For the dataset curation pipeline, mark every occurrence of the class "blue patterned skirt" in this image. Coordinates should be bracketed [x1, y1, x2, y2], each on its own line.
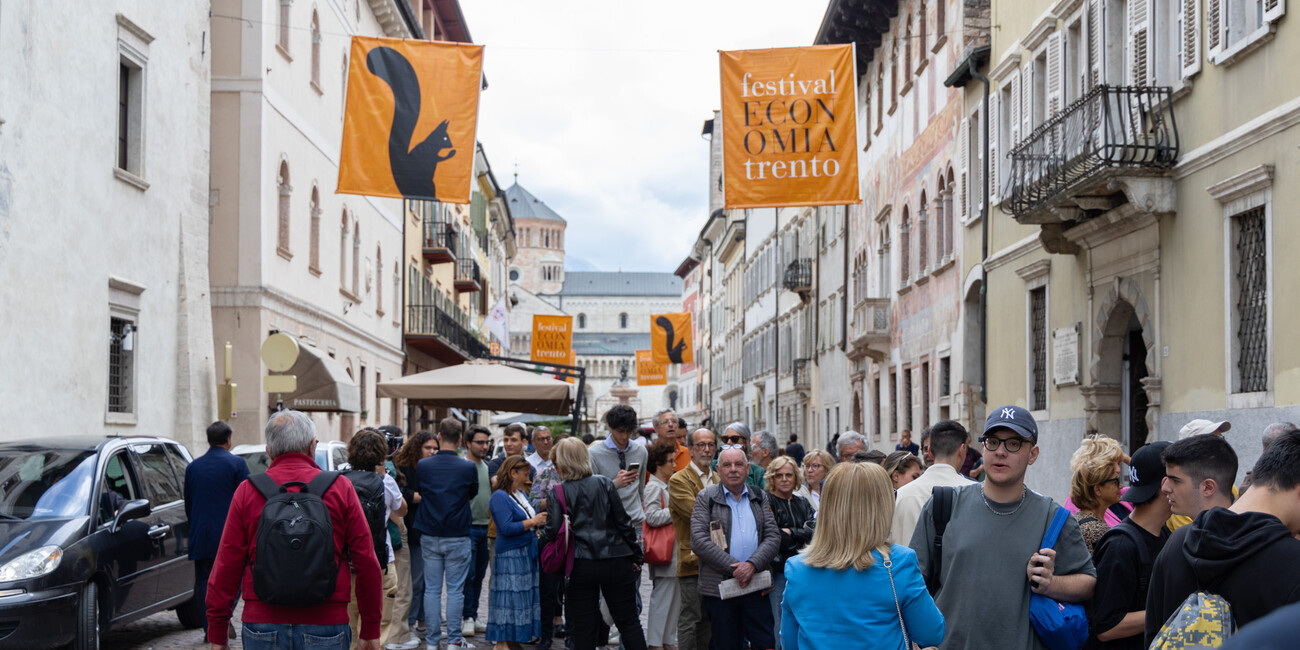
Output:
[486, 545, 541, 642]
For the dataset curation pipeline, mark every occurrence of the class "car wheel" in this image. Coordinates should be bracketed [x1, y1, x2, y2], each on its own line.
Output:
[174, 594, 205, 629]
[75, 582, 101, 650]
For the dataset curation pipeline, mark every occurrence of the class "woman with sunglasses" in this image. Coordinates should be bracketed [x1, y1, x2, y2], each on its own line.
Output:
[1066, 435, 1127, 553]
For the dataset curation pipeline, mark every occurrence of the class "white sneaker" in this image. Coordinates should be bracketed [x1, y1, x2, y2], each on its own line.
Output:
[462, 617, 476, 636]
[449, 641, 476, 649]
[384, 639, 420, 650]
[608, 629, 621, 645]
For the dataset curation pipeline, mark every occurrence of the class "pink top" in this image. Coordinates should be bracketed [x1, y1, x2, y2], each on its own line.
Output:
[1062, 486, 1134, 527]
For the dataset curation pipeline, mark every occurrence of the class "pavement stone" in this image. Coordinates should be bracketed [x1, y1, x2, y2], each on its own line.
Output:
[105, 566, 655, 650]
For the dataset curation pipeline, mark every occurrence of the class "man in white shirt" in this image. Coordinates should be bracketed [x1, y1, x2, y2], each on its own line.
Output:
[891, 420, 975, 545]
[526, 426, 553, 474]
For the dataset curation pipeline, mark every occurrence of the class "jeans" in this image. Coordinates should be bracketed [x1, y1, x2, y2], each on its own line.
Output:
[701, 592, 774, 650]
[462, 525, 490, 621]
[421, 535, 472, 646]
[241, 623, 350, 650]
[408, 528, 425, 628]
[567, 558, 646, 650]
[767, 571, 787, 650]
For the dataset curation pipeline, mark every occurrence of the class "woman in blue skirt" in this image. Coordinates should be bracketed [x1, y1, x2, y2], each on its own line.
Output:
[487, 454, 548, 650]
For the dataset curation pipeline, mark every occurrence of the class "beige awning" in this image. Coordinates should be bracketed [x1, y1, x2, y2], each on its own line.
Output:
[271, 342, 361, 413]
[377, 362, 573, 415]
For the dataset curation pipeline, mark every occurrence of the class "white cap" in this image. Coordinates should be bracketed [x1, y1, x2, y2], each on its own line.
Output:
[1178, 419, 1231, 439]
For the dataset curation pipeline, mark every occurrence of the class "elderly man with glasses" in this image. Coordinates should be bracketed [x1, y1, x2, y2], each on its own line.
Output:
[711, 423, 767, 490]
[669, 429, 719, 650]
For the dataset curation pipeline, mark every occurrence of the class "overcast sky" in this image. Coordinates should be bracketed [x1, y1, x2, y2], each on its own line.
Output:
[459, 1, 831, 273]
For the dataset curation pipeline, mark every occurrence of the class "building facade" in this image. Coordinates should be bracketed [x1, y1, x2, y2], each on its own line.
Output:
[0, 2, 216, 450]
[974, 0, 1300, 496]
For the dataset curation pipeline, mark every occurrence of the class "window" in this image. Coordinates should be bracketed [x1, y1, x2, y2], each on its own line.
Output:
[392, 263, 400, 320]
[352, 223, 361, 297]
[375, 247, 383, 314]
[340, 211, 350, 288]
[99, 452, 139, 525]
[921, 361, 931, 431]
[939, 356, 951, 397]
[360, 364, 368, 417]
[133, 443, 183, 504]
[619, 313, 629, 329]
[509, 268, 520, 282]
[310, 11, 321, 89]
[277, 162, 292, 257]
[918, 191, 929, 272]
[1209, 164, 1274, 400]
[871, 375, 882, 440]
[1030, 286, 1048, 410]
[943, 168, 955, 256]
[115, 15, 150, 186]
[108, 317, 135, 414]
[890, 370, 899, 434]
[278, 0, 292, 54]
[904, 367, 914, 433]
[1209, 0, 1285, 64]
[578, 313, 587, 329]
[899, 207, 911, 286]
[308, 186, 321, 273]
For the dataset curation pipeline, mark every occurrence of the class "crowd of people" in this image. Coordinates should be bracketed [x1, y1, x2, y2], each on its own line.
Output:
[182, 402, 1300, 650]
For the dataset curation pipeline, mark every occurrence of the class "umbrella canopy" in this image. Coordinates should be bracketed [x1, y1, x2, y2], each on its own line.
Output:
[377, 362, 573, 415]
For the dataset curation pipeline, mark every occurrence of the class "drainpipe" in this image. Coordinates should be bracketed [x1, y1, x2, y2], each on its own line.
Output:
[971, 68, 991, 405]
[841, 204, 849, 352]
[774, 209, 780, 431]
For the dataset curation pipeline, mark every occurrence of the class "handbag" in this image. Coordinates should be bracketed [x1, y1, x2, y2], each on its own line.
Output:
[643, 491, 675, 565]
[1028, 507, 1089, 650]
[882, 549, 911, 650]
[539, 484, 575, 577]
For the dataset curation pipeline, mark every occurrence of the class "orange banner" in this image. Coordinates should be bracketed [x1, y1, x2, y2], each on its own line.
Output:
[650, 313, 694, 365]
[338, 37, 483, 203]
[636, 350, 666, 386]
[530, 315, 573, 364]
[719, 45, 860, 209]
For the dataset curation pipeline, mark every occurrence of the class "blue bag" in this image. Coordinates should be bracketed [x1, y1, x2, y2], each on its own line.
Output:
[1029, 506, 1089, 650]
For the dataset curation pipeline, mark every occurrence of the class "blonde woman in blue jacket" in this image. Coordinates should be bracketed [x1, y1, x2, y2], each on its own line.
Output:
[780, 462, 944, 650]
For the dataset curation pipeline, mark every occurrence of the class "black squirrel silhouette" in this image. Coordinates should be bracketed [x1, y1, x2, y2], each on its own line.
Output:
[365, 46, 456, 199]
[655, 316, 687, 364]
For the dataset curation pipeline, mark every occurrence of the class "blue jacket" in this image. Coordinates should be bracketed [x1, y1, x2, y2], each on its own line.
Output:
[489, 490, 539, 555]
[781, 544, 944, 650]
[183, 446, 250, 560]
[413, 450, 479, 538]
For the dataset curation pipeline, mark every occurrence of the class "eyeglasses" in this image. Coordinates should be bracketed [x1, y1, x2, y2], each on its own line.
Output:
[720, 444, 745, 451]
[979, 436, 1028, 453]
[1100, 477, 1121, 487]
[693, 441, 717, 449]
[805, 463, 824, 470]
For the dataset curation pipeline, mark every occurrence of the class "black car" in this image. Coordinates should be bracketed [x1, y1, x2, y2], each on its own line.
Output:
[0, 436, 201, 649]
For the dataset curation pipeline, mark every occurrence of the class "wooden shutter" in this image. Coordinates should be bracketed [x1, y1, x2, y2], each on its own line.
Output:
[1047, 32, 1064, 116]
[1010, 73, 1022, 153]
[1181, 0, 1202, 79]
[989, 92, 1000, 205]
[1206, 0, 1222, 58]
[959, 118, 969, 221]
[1021, 63, 1034, 136]
[1264, 0, 1286, 23]
[1127, 0, 1152, 86]
[1088, 0, 1103, 87]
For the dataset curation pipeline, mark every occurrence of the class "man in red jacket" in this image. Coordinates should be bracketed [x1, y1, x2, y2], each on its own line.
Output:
[206, 410, 382, 650]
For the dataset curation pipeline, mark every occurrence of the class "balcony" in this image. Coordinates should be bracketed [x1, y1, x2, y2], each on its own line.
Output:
[849, 298, 890, 361]
[454, 258, 482, 293]
[405, 303, 487, 364]
[783, 258, 813, 295]
[1005, 85, 1179, 239]
[793, 358, 811, 392]
[422, 220, 457, 264]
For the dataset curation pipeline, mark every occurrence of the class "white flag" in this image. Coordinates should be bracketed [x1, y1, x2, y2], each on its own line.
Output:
[483, 295, 510, 354]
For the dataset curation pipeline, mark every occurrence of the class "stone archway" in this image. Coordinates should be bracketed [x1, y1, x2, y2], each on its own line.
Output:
[1084, 277, 1161, 443]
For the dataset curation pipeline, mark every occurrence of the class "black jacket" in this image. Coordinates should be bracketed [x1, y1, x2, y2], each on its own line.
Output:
[542, 474, 642, 565]
[769, 493, 814, 573]
[1145, 506, 1300, 645]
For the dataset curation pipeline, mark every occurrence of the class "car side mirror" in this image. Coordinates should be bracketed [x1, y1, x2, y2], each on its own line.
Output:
[111, 499, 151, 533]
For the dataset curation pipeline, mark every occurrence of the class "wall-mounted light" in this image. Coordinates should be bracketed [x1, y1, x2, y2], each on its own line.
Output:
[121, 324, 135, 351]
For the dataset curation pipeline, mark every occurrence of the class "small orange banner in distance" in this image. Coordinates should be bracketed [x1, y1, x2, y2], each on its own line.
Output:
[650, 313, 694, 365]
[530, 315, 573, 364]
[636, 350, 667, 386]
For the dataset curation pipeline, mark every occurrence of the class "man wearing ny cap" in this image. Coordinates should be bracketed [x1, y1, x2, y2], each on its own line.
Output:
[909, 405, 1095, 649]
[1087, 441, 1173, 649]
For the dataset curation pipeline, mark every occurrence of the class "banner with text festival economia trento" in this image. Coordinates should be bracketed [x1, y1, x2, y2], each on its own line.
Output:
[530, 315, 573, 365]
[719, 45, 860, 209]
[636, 350, 667, 386]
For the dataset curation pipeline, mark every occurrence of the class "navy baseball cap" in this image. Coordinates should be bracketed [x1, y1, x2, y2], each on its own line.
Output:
[983, 405, 1039, 440]
[1121, 441, 1172, 504]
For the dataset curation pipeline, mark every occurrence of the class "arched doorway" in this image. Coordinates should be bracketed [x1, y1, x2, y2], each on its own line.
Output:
[961, 275, 985, 432]
[852, 390, 863, 435]
[1087, 278, 1159, 453]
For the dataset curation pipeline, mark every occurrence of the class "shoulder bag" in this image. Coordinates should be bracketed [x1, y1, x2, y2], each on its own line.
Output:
[643, 490, 675, 565]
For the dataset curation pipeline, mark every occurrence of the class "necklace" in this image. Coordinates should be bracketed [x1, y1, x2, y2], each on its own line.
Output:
[981, 486, 1027, 516]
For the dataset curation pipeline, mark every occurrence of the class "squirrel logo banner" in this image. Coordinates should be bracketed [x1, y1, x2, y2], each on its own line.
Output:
[636, 350, 667, 386]
[338, 36, 483, 204]
[719, 45, 860, 209]
[650, 313, 694, 365]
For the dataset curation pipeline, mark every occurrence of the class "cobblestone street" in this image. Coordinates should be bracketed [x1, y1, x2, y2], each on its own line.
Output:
[105, 567, 655, 649]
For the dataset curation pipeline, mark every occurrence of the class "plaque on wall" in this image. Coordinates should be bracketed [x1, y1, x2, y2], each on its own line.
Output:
[1053, 324, 1080, 387]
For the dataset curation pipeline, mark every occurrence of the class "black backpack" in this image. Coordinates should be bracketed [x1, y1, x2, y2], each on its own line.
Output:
[925, 485, 956, 596]
[341, 469, 389, 574]
[249, 471, 341, 606]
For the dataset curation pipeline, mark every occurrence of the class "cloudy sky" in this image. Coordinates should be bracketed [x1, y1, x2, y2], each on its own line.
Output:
[459, 1, 832, 273]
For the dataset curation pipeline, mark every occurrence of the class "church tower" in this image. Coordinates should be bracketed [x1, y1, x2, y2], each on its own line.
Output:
[505, 183, 566, 295]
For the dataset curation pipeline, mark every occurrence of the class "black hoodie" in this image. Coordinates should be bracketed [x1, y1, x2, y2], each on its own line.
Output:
[1144, 506, 1300, 645]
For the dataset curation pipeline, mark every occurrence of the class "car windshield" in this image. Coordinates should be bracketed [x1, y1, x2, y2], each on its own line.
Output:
[0, 448, 96, 520]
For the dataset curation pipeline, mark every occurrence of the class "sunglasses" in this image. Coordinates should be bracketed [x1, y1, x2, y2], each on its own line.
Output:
[721, 435, 745, 444]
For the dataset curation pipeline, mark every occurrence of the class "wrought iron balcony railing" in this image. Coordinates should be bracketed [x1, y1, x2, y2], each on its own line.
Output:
[783, 258, 813, 294]
[1006, 85, 1179, 218]
[406, 304, 487, 359]
[454, 258, 482, 292]
[422, 219, 458, 263]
